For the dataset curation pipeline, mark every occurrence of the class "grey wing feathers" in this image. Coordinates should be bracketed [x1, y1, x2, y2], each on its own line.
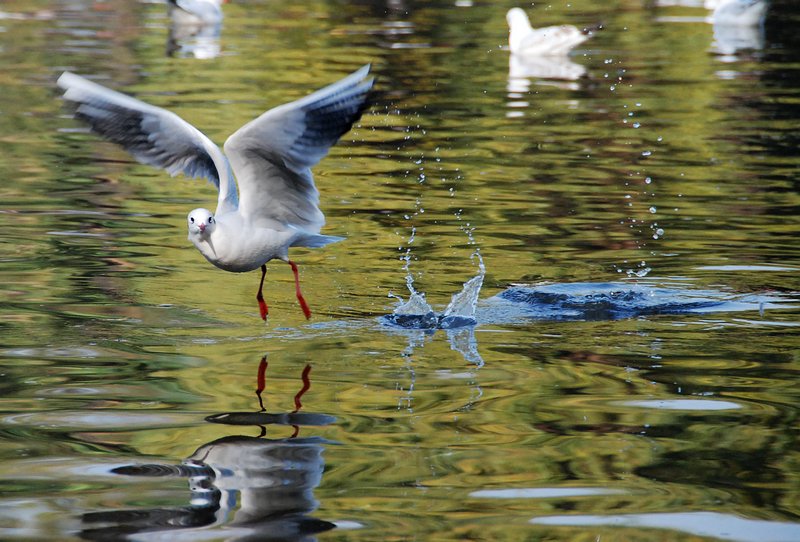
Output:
[57, 72, 238, 213]
[224, 64, 374, 229]
[284, 64, 374, 170]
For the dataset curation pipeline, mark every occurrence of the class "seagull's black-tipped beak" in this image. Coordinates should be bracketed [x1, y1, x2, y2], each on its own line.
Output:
[199, 223, 206, 233]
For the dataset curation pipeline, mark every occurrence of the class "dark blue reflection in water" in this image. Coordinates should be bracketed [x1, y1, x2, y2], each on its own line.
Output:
[489, 281, 797, 321]
[81, 360, 337, 541]
[382, 278, 797, 329]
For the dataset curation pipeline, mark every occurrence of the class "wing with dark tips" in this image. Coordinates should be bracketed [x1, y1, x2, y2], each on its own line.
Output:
[57, 72, 238, 214]
[223, 65, 374, 230]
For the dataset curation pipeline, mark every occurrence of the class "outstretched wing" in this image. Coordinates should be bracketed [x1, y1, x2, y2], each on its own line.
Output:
[223, 65, 374, 232]
[57, 72, 238, 215]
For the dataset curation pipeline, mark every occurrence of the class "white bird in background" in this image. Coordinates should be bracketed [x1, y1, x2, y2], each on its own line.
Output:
[167, 0, 228, 58]
[506, 7, 594, 57]
[710, 0, 767, 26]
[709, 0, 767, 55]
[57, 66, 374, 320]
[168, 0, 227, 26]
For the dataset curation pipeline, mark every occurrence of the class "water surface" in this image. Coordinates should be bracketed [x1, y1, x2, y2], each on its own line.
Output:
[1, 0, 799, 540]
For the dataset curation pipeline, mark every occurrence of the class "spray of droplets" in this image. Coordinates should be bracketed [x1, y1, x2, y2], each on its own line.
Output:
[390, 149, 485, 313]
[610, 88, 668, 278]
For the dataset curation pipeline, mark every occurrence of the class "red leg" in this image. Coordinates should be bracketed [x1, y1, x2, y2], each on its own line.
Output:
[287, 260, 312, 319]
[255, 355, 268, 412]
[256, 264, 268, 320]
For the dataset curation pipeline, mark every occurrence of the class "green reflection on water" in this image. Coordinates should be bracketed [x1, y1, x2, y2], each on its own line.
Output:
[0, 0, 799, 540]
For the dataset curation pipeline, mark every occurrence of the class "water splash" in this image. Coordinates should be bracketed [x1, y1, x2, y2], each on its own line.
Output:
[440, 251, 485, 329]
[386, 170, 485, 331]
[388, 293, 438, 329]
[386, 249, 485, 330]
[387, 197, 486, 330]
[388, 225, 438, 328]
[439, 216, 486, 327]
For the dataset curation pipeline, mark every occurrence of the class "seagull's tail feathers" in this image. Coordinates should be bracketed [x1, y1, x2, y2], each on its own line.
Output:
[292, 233, 345, 248]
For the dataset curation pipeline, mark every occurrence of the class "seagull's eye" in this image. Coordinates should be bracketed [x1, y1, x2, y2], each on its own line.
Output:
[209, 217, 214, 223]
[190, 217, 195, 223]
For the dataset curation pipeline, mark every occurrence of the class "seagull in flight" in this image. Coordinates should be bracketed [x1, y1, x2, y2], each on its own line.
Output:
[57, 65, 374, 320]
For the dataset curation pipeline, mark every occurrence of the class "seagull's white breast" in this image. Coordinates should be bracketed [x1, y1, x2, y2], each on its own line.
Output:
[189, 215, 299, 273]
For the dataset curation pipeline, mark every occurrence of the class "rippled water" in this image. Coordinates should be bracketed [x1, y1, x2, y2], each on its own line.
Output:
[1, 0, 800, 540]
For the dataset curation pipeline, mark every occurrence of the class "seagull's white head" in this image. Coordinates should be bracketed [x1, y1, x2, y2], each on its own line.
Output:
[507, 8, 534, 54]
[187, 208, 216, 237]
[507, 8, 532, 32]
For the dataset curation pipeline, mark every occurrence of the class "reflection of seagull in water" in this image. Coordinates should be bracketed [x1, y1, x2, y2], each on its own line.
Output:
[82, 357, 338, 540]
[183, 436, 331, 538]
[57, 66, 374, 320]
[505, 7, 596, 86]
[169, 0, 227, 25]
[167, 0, 227, 59]
[710, 0, 767, 25]
[508, 53, 588, 87]
[83, 437, 334, 540]
[709, 0, 768, 55]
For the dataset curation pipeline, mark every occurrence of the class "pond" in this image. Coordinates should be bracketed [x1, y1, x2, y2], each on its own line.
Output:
[1, 0, 799, 540]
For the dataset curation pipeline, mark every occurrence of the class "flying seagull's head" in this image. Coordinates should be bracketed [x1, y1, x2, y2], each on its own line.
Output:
[187, 208, 216, 237]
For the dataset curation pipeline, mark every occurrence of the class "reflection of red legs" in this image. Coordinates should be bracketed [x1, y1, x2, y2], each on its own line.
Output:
[293, 364, 312, 413]
[256, 264, 268, 320]
[290, 364, 312, 438]
[254, 358, 313, 438]
[287, 260, 311, 320]
[255, 355, 268, 411]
